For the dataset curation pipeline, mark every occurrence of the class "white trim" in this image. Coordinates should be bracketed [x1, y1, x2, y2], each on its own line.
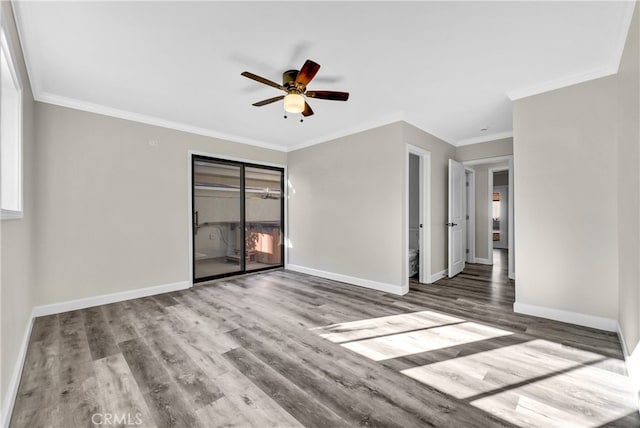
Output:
[36, 92, 289, 153]
[506, 66, 617, 101]
[0, 17, 23, 89]
[406, 145, 431, 285]
[462, 155, 512, 167]
[508, 157, 515, 280]
[513, 302, 617, 332]
[1, 20, 24, 219]
[456, 131, 513, 147]
[31, 281, 190, 317]
[286, 264, 407, 296]
[487, 166, 509, 265]
[474, 258, 492, 265]
[1, 315, 34, 428]
[492, 185, 509, 250]
[1, 209, 23, 220]
[613, 1, 638, 74]
[465, 168, 475, 263]
[617, 324, 640, 410]
[429, 269, 448, 283]
[187, 150, 288, 285]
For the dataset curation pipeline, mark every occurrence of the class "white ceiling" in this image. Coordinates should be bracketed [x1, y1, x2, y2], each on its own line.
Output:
[13, 1, 634, 152]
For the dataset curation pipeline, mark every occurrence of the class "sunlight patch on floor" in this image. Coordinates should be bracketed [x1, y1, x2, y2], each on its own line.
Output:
[401, 339, 604, 399]
[313, 311, 639, 427]
[340, 321, 512, 361]
[310, 310, 464, 343]
[472, 363, 637, 428]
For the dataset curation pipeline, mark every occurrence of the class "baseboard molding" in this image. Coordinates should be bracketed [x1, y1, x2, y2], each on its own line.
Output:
[32, 280, 191, 317]
[617, 324, 640, 411]
[1, 315, 34, 428]
[286, 264, 407, 295]
[513, 301, 617, 332]
[429, 269, 448, 283]
[474, 258, 492, 265]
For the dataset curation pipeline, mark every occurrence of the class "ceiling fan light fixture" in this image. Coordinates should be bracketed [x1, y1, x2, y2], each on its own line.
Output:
[284, 93, 305, 113]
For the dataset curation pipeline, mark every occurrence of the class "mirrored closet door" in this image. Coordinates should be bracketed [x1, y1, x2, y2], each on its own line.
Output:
[192, 155, 284, 282]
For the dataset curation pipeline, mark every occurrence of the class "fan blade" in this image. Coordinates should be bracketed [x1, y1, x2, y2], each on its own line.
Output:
[252, 95, 285, 107]
[295, 60, 321, 86]
[306, 90, 349, 101]
[302, 102, 314, 117]
[241, 71, 286, 91]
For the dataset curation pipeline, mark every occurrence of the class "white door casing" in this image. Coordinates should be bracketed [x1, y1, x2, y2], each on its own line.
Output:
[448, 159, 466, 277]
[493, 185, 508, 249]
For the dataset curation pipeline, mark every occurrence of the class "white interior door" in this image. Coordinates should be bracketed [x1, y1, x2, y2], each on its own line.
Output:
[448, 159, 466, 277]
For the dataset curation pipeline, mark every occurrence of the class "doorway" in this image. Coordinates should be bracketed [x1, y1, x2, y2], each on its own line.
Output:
[191, 155, 285, 282]
[488, 167, 509, 265]
[406, 145, 431, 285]
[462, 155, 514, 280]
[465, 168, 475, 263]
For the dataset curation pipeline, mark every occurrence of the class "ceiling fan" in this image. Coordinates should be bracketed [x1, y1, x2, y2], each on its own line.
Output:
[241, 59, 349, 121]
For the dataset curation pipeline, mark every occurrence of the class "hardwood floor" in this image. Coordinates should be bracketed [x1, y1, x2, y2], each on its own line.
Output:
[10, 250, 640, 427]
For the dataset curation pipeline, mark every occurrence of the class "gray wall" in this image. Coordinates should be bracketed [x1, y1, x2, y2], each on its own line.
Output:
[287, 121, 455, 290]
[513, 75, 619, 321]
[0, 1, 36, 415]
[287, 122, 405, 290]
[34, 103, 286, 306]
[616, 1, 640, 383]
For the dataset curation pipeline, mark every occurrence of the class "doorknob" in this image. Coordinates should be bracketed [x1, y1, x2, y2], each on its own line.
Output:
[446, 222, 458, 227]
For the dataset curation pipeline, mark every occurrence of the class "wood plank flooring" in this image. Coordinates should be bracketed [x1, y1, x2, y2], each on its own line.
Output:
[10, 250, 640, 427]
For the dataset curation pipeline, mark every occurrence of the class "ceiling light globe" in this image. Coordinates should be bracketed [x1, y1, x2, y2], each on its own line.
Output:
[284, 93, 305, 113]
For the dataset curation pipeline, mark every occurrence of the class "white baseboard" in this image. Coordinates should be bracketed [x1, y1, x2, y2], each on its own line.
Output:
[32, 280, 191, 317]
[1, 315, 34, 428]
[617, 324, 640, 411]
[429, 269, 448, 283]
[474, 257, 492, 265]
[513, 301, 617, 332]
[286, 264, 407, 295]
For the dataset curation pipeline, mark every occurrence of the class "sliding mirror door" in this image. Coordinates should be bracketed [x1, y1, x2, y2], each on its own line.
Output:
[193, 159, 243, 280]
[192, 155, 285, 282]
[245, 166, 284, 272]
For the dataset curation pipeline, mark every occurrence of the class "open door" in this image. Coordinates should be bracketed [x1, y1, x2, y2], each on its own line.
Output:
[448, 159, 466, 277]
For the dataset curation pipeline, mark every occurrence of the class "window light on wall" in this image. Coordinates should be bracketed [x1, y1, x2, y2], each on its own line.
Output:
[1, 22, 23, 220]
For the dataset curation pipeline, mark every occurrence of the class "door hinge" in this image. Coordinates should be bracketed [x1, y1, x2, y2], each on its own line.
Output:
[466, 182, 469, 187]
[466, 249, 469, 254]
[466, 215, 469, 220]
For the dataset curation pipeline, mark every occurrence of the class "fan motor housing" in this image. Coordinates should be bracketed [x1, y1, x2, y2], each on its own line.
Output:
[282, 69, 298, 85]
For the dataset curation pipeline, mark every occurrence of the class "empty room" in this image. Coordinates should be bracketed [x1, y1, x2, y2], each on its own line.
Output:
[2, 1, 640, 427]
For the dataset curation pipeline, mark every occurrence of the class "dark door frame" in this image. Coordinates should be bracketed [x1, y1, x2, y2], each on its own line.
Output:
[191, 154, 285, 283]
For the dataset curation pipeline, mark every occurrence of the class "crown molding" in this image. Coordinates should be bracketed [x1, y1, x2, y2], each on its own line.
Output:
[612, 0, 637, 74]
[506, 66, 618, 101]
[455, 131, 513, 147]
[35, 92, 290, 153]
